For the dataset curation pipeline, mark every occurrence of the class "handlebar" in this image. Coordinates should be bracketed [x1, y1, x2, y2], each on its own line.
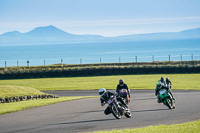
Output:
[113, 92, 118, 96]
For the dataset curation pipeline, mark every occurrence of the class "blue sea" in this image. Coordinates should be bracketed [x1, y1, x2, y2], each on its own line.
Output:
[0, 39, 200, 67]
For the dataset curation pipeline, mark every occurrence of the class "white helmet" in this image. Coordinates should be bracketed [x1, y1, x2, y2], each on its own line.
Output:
[99, 88, 106, 96]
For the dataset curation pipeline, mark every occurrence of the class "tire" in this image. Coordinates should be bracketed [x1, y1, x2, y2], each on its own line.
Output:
[172, 100, 176, 109]
[111, 104, 121, 119]
[165, 98, 172, 109]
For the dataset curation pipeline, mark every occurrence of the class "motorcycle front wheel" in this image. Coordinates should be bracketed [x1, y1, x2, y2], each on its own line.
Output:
[165, 98, 172, 109]
[110, 105, 121, 119]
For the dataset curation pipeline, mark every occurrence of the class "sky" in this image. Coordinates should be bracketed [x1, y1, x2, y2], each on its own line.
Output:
[0, 0, 200, 37]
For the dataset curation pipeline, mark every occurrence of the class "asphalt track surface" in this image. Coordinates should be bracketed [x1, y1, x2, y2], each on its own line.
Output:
[0, 90, 200, 133]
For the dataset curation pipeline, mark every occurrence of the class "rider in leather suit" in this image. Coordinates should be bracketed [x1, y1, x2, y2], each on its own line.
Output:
[99, 88, 128, 115]
[155, 77, 167, 103]
[155, 77, 175, 103]
[166, 77, 175, 100]
[116, 79, 131, 101]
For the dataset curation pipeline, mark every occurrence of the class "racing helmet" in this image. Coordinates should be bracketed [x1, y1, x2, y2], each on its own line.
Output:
[119, 79, 124, 86]
[99, 88, 106, 96]
[161, 77, 164, 82]
[166, 77, 169, 82]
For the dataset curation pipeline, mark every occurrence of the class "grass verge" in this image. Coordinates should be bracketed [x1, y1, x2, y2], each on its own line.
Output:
[0, 85, 45, 98]
[0, 96, 95, 115]
[0, 74, 199, 91]
[91, 119, 200, 133]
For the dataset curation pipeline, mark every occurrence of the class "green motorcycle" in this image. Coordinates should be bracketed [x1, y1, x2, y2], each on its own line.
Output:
[158, 89, 175, 109]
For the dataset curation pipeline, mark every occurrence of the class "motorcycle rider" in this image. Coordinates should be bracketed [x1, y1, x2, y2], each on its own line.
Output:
[99, 88, 129, 115]
[166, 77, 175, 100]
[116, 79, 131, 102]
[166, 77, 172, 89]
[155, 77, 167, 103]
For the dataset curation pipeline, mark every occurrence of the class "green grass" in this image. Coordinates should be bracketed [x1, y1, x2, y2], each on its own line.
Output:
[91, 119, 200, 133]
[0, 85, 96, 115]
[0, 96, 95, 115]
[0, 74, 199, 132]
[0, 85, 45, 98]
[0, 74, 199, 91]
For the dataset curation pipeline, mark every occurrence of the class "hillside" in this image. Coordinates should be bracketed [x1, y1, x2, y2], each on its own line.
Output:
[0, 26, 200, 45]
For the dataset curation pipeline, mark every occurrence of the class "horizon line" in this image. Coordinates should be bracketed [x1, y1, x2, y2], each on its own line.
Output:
[1, 25, 200, 38]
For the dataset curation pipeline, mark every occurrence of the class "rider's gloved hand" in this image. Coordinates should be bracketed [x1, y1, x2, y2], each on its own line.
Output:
[114, 92, 118, 96]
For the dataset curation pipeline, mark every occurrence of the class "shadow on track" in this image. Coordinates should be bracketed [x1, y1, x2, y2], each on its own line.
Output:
[132, 108, 169, 113]
[134, 97, 157, 101]
[53, 118, 116, 125]
[69, 109, 105, 114]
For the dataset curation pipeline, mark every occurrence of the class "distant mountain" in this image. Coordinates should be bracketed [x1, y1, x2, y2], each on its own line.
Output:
[25, 25, 74, 37]
[115, 28, 200, 41]
[0, 25, 200, 45]
[1, 31, 22, 37]
[0, 25, 105, 45]
[180, 28, 200, 34]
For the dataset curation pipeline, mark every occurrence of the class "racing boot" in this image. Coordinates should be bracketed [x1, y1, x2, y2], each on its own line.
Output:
[157, 98, 161, 103]
[124, 104, 130, 111]
[157, 96, 162, 103]
[169, 91, 175, 102]
[172, 97, 176, 103]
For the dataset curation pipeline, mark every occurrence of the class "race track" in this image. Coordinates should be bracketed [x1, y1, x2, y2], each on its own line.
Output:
[0, 90, 200, 133]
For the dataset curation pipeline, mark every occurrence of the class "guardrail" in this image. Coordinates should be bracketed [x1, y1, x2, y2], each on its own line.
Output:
[1, 54, 199, 68]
